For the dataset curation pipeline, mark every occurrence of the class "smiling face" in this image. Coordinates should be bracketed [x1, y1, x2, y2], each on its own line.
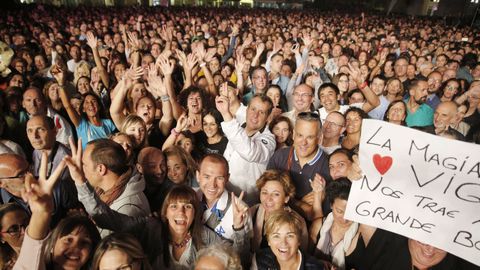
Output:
[246, 97, 270, 133]
[268, 223, 300, 263]
[52, 227, 93, 270]
[202, 114, 219, 138]
[387, 102, 406, 124]
[408, 240, 447, 269]
[165, 200, 195, 236]
[345, 111, 362, 134]
[294, 119, 321, 160]
[98, 249, 140, 270]
[167, 154, 188, 184]
[260, 181, 289, 214]
[292, 84, 313, 112]
[329, 152, 352, 180]
[319, 87, 339, 112]
[197, 158, 228, 207]
[187, 92, 203, 114]
[0, 209, 29, 251]
[82, 95, 99, 118]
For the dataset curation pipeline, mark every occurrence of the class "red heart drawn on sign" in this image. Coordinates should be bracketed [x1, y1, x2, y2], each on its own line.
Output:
[373, 154, 393, 175]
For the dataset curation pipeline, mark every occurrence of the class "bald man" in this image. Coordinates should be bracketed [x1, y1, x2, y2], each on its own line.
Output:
[136, 147, 172, 211]
[0, 153, 79, 227]
[27, 115, 71, 182]
[432, 101, 465, 140]
[20, 87, 73, 146]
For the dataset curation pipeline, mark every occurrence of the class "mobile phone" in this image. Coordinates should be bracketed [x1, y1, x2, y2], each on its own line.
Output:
[462, 37, 468, 42]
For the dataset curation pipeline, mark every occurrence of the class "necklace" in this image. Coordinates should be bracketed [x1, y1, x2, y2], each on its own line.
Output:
[171, 234, 191, 249]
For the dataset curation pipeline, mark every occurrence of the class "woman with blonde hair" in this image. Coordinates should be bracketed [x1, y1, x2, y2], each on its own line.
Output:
[249, 170, 308, 253]
[252, 211, 326, 270]
[73, 60, 91, 85]
[91, 233, 152, 270]
[120, 114, 148, 150]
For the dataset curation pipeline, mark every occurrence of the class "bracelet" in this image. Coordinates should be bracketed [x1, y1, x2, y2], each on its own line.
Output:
[160, 95, 170, 102]
[359, 81, 368, 90]
[232, 224, 245, 231]
[171, 128, 180, 136]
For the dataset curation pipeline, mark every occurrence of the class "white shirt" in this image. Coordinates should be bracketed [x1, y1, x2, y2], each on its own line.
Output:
[46, 107, 73, 147]
[222, 118, 276, 206]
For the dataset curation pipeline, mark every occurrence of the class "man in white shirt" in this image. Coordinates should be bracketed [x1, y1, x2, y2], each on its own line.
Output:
[216, 94, 276, 205]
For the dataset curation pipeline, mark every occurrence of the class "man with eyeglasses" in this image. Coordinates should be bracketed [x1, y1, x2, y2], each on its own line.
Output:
[267, 112, 332, 221]
[216, 93, 276, 205]
[426, 71, 443, 110]
[282, 84, 315, 126]
[321, 112, 346, 154]
[0, 153, 78, 227]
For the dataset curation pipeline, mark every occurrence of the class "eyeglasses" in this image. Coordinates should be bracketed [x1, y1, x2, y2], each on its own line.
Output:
[0, 171, 27, 181]
[1, 224, 27, 237]
[293, 92, 313, 98]
[324, 120, 344, 128]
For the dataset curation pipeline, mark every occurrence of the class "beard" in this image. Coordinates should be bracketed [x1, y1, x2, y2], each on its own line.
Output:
[414, 96, 426, 105]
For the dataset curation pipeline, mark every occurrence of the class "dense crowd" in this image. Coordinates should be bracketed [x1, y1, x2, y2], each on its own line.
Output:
[0, 3, 479, 270]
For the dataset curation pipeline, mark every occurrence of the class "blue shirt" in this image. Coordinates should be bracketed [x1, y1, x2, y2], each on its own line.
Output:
[77, 118, 117, 149]
[406, 103, 434, 127]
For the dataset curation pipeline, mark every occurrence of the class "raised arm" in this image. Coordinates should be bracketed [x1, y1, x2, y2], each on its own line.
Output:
[85, 32, 109, 89]
[64, 138, 149, 233]
[14, 153, 66, 270]
[234, 54, 246, 95]
[110, 66, 144, 129]
[148, 59, 174, 136]
[349, 64, 380, 112]
[54, 68, 81, 127]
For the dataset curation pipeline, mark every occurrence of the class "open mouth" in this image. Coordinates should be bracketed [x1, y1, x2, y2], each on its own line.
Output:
[174, 218, 187, 225]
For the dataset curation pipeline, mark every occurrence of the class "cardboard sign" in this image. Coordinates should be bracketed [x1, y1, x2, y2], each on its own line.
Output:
[345, 119, 480, 266]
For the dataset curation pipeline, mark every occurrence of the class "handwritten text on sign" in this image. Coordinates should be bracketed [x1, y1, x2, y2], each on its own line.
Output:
[344, 119, 480, 266]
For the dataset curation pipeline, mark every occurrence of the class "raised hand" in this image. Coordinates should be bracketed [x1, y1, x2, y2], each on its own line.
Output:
[147, 64, 167, 98]
[122, 65, 144, 88]
[215, 94, 230, 116]
[232, 191, 248, 229]
[256, 42, 265, 55]
[64, 137, 86, 185]
[156, 55, 174, 76]
[204, 48, 216, 63]
[127, 31, 142, 51]
[292, 43, 300, 55]
[51, 65, 65, 85]
[235, 54, 246, 74]
[272, 40, 282, 54]
[302, 34, 313, 49]
[310, 173, 326, 194]
[174, 113, 189, 133]
[347, 155, 363, 181]
[86, 31, 98, 49]
[347, 63, 366, 87]
[185, 53, 198, 71]
[21, 152, 66, 214]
